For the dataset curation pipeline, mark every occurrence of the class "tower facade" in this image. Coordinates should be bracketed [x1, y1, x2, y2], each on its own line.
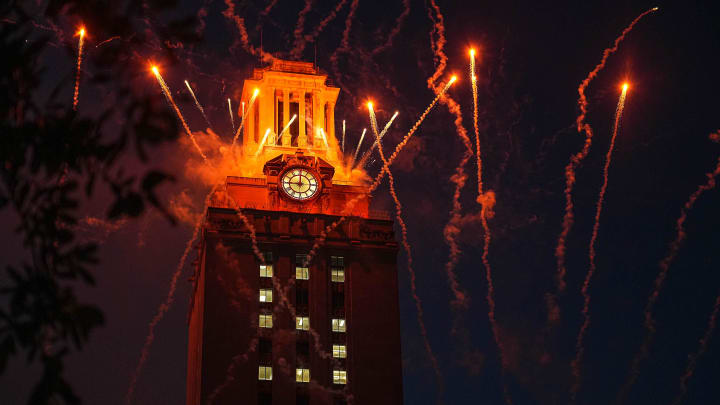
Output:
[187, 60, 404, 405]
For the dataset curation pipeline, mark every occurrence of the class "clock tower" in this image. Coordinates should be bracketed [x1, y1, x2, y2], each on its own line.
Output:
[186, 60, 404, 405]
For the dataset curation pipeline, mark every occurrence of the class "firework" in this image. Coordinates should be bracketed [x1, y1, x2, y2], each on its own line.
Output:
[469, 48, 483, 196]
[72, 27, 85, 111]
[351, 128, 367, 167]
[151, 66, 207, 161]
[369, 101, 440, 399]
[254, 128, 272, 156]
[672, 292, 720, 405]
[342, 120, 346, 153]
[358, 111, 399, 168]
[126, 185, 218, 404]
[227, 98, 235, 132]
[319, 128, 329, 149]
[184, 80, 212, 129]
[571, 83, 629, 402]
[554, 7, 659, 303]
[241, 101, 245, 118]
[619, 142, 720, 404]
[231, 88, 259, 148]
[280, 114, 297, 139]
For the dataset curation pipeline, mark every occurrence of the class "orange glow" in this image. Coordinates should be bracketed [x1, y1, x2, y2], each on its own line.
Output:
[253, 88, 260, 96]
[622, 82, 629, 92]
[151, 65, 159, 75]
[652, 6, 659, 11]
[366, 101, 373, 110]
[469, 48, 475, 57]
[77, 27, 86, 37]
[450, 75, 457, 84]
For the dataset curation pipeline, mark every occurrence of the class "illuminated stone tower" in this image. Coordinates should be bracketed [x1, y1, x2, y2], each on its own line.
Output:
[186, 60, 404, 405]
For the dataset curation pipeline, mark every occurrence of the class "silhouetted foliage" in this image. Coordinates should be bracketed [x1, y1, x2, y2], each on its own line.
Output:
[1, 1, 199, 403]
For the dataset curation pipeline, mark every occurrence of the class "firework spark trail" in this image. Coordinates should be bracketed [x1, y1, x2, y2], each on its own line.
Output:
[126, 185, 218, 405]
[425, 1, 510, 402]
[469, 48, 483, 196]
[307, 78, 454, 263]
[329, 0, 360, 94]
[222, 0, 274, 61]
[369, 103, 444, 393]
[289, 0, 314, 59]
[227, 98, 235, 133]
[371, 0, 410, 56]
[231, 89, 259, 148]
[553, 7, 658, 303]
[254, 128, 272, 156]
[342, 120, 346, 153]
[152, 66, 208, 162]
[671, 292, 720, 405]
[618, 147, 720, 405]
[570, 84, 628, 402]
[350, 128, 367, 167]
[184, 80, 213, 129]
[72, 28, 85, 111]
[291, 0, 349, 59]
[357, 111, 399, 168]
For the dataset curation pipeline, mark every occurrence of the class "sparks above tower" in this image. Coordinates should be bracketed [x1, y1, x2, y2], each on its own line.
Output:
[187, 59, 403, 405]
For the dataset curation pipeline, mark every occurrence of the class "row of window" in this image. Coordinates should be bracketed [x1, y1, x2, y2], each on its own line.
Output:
[258, 366, 347, 384]
[258, 255, 345, 282]
[259, 314, 346, 333]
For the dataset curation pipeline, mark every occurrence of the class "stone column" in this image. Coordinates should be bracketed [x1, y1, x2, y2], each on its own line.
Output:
[299, 90, 306, 141]
[327, 102, 336, 143]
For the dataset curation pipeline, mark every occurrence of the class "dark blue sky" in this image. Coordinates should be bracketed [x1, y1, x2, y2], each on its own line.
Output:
[2, 1, 720, 404]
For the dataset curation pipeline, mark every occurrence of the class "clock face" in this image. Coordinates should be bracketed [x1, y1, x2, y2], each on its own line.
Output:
[280, 168, 319, 201]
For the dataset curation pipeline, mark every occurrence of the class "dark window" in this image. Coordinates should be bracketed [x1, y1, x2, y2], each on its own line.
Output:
[276, 93, 284, 135]
[297, 341, 310, 357]
[305, 92, 313, 143]
[259, 392, 271, 405]
[330, 256, 344, 268]
[297, 288, 309, 309]
[334, 397, 347, 405]
[297, 394, 310, 405]
[259, 338, 272, 355]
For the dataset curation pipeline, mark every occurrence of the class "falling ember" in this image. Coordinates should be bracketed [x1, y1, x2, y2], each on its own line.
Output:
[469, 48, 483, 196]
[358, 110, 399, 168]
[231, 88, 259, 148]
[671, 292, 720, 405]
[570, 83, 629, 401]
[351, 128, 367, 167]
[552, 7, 658, 314]
[342, 120, 346, 153]
[619, 135, 720, 405]
[227, 98, 235, 133]
[319, 128, 330, 149]
[72, 27, 86, 111]
[184, 80, 212, 129]
[368, 102, 442, 398]
[241, 101, 245, 118]
[151, 66, 208, 161]
[254, 128, 272, 156]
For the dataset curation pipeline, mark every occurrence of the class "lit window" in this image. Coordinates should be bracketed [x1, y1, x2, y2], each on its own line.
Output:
[332, 344, 346, 358]
[259, 314, 273, 328]
[331, 256, 345, 282]
[331, 318, 346, 333]
[296, 368, 310, 383]
[259, 289, 273, 303]
[260, 264, 273, 277]
[331, 269, 345, 282]
[258, 365, 273, 381]
[296, 316, 310, 331]
[332, 370, 347, 385]
[296, 254, 309, 280]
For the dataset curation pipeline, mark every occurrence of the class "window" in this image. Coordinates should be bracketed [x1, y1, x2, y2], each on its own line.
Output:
[259, 338, 272, 355]
[297, 341, 310, 357]
[296, 368, 310, 383]
[333, 370, 347, 385]
[258, 365, 273, 381]
[296, 288, 309, 307]
[296, 254, 309, 280]
[296, 316, 310, 331]
[259, 289, 273, 303]
[332, 344, 347, 358]
[297, 395, 310, 405]
[260, 264, 273, 277]
[331, 256, 345, 282]
[260, 252, 273, 277]
[331, 268, 345, 282]
[259, 313, 273, 328]
[259, 393, 272, 405]
[331, 318, 346, 333]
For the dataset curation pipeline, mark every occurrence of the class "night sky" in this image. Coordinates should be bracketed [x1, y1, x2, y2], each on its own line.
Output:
[3, 0, 720, 404]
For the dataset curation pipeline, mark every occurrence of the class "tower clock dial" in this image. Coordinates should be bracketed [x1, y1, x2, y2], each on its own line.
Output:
[280, 167, 319, 201]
